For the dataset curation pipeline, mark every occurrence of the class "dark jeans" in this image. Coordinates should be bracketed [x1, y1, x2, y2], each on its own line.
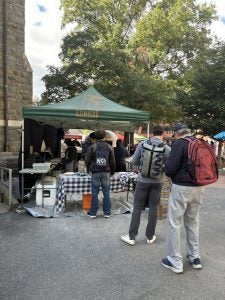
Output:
[89, 172, 111, 216]
[129, 181, 162, 240]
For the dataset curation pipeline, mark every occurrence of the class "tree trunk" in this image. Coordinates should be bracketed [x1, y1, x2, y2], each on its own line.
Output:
[217, 141, 223, 167]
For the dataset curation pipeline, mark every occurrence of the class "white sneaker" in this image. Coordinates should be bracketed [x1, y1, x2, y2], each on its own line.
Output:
[104, 214, 111, 218]
[147, 235, 156, 244]
[120, 234, 135, 245]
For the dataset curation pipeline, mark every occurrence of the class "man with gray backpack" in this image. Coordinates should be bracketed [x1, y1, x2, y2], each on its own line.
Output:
[121, 126, 171, 245]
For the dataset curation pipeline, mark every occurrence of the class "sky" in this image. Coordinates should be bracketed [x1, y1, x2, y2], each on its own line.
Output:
[25, 0, 225, 99]
[25, 0, 62, 99]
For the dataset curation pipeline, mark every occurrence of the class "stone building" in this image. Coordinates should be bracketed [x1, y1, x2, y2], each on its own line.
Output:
[0, 0, 32, 153]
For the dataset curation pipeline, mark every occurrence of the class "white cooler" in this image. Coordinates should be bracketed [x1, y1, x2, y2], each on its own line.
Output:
[35, 176, 57, 206]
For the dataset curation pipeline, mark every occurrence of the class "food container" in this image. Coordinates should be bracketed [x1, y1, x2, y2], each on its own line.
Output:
[33, 163, 51, 171]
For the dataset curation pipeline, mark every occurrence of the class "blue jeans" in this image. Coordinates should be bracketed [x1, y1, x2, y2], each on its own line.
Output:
[89, 172, 111, 216]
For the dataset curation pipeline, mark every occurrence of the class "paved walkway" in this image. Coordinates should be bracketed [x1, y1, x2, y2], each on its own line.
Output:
[0, 175, 225, 300]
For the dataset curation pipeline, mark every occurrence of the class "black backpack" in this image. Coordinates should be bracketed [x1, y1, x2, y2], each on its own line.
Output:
[93, 143, 110, 172]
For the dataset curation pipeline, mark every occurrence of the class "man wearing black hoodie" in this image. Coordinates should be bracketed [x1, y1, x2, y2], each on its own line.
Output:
[85, 129, 116, 218]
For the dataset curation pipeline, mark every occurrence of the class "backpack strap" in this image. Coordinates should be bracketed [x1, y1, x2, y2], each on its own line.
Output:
[182, 137, 194, 142]
[92, 143, 97, 155]
[147, 138, 165, 147]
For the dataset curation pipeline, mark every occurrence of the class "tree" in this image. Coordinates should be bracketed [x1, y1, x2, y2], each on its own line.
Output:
[42, 0, 216, 123]
[41, 66, 70, 104]
[176, 42, 225, 164]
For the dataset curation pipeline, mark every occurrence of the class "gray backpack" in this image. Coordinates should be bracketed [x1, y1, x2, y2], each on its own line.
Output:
[141, 140, 165, 179]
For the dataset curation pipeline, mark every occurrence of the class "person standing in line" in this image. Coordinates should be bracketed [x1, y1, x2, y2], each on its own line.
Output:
[162, 123, 204, 274]
[120, 126, 171, 245]
[85, 129, 116, 218]
[80, 132, 96, 160]
[114, 139, 129, 172]
[63, 139, 78, 172]
[210, 140, 216, 153]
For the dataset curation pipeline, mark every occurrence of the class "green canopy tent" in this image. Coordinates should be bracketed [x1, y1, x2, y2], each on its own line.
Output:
[22, 86, 150, 131]
[21, 86, 150, 167]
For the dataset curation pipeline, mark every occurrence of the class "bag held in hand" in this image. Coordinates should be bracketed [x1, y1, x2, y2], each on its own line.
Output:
[183, 138, 218, 185]
[141, 141, 165, 179]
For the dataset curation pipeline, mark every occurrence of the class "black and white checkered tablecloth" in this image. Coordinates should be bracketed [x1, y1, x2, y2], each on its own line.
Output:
[55, 172, 137, 211]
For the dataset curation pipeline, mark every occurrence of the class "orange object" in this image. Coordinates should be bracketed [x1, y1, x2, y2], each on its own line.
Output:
[82, 194, 92, 210]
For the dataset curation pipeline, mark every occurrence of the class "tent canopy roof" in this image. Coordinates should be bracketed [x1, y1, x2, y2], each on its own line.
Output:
[23, 87, 150, 131]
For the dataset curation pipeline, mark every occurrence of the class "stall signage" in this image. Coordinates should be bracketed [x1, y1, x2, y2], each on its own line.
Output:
[75, 110, 99, 118]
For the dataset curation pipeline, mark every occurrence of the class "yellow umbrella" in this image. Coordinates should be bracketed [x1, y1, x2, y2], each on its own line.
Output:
[134, 133, 147, 143]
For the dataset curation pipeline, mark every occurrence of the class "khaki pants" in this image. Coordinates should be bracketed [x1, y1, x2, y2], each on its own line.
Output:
[166, 184, 204, 269]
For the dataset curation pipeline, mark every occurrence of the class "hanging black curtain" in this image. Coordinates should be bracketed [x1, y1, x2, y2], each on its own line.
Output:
[23, 118, 64, 157]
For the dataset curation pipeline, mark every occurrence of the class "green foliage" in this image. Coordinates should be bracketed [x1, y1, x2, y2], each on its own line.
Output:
[176, 42, 225, 136]
[41, 66, 70, 104]
[41, 0, 216, 124]
[130, 0, 216, 75]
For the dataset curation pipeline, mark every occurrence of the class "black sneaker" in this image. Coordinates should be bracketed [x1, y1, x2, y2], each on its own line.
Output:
[87, 211, 96, 219]
[104, 214, 111, 218]
[162, 258, 183, 274]
[186, 255, 202, 269]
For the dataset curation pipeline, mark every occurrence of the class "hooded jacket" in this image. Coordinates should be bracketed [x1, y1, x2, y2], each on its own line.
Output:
[165, 136, 199, 186]
[85, 140, 116, 174]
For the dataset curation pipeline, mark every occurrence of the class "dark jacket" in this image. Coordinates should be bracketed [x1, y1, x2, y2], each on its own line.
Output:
[64, 146, 77, 163]
[165, 136, 199, 186]
[81, 139, 92, 160]
[114, 145, 129, 170]
[85, 140, 116, 174]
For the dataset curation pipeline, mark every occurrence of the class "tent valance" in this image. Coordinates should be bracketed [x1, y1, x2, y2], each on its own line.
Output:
[22, 87, 150, 131]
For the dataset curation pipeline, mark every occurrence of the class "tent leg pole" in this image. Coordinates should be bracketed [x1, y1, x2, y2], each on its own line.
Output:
[22, 119, 24, 169]
[147, 123, 150, 138]
[129, 132, 131, 156]
[21, 119, 25, 208]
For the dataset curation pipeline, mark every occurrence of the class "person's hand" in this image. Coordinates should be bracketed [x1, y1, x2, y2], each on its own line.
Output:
[133, 166, 138, 173]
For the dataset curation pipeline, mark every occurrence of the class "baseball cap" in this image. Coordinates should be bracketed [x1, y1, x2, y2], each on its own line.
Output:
[173, 123, 188, 133]
[89, 132, 96, 139]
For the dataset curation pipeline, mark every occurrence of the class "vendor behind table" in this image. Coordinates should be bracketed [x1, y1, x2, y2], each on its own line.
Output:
[114, 139, 130, 172]
[62, 139, 78, 172]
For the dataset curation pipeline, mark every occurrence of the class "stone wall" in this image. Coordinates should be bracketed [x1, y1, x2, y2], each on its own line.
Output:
[0, 0, 32, 153]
